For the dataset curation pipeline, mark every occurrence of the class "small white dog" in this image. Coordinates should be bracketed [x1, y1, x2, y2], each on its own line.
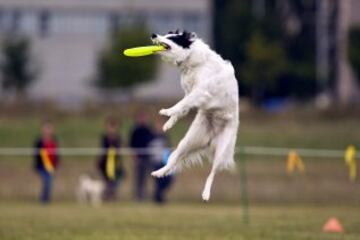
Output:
[150, 30, 239, 201]
[76, 174, 105, 206]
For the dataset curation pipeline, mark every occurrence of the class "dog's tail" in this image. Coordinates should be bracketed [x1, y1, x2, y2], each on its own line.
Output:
[171, 148, 236, 174]
[212, 130, 238, 172]
[171, 147, 211, 174]
[169, 125, 238, 174]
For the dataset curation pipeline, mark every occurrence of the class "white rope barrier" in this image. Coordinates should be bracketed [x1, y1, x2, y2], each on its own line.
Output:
[0, 146, 358, 158]
[0, 148, 142, 156]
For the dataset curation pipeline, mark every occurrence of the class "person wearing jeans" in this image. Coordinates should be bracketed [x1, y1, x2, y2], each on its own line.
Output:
[33, 121, 59, 204]
[38, 168, 53, 203]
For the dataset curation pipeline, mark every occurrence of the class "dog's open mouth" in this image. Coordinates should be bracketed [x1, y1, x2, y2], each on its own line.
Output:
[153, 39, 171, 50]
[160, 42, 171, 50]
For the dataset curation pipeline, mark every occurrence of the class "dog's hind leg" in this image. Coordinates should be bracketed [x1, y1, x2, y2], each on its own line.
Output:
[202, 127, 236, 201]
[202, 147, 228, 201]
[202, 164, 217, 201]
[151, 113, 210, 178]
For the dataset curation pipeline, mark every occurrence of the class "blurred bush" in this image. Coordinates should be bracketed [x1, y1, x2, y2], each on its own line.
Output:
[94, 25, 159, 94]
[0, 36, 38, 99]
[241, 31, 287, 102]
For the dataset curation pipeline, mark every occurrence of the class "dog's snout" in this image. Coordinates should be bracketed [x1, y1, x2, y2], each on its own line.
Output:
[151, 33, 157, 39]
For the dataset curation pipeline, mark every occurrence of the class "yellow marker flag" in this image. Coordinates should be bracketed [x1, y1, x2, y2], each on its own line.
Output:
[40, 149, 54, 174]
[106, 147, 116, 181]
[286, 150, 305, 174]
[345, 145, 357, 182]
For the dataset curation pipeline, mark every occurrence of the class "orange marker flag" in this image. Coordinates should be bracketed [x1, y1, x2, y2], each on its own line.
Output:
[40, 149, 55, 174]
[286, 150, 305, 174]
[345, 145, 357, 182]
[322, 217, 344, 233]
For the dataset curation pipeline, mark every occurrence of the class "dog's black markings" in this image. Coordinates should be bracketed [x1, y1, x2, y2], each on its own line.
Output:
[167, 31, 194, 49]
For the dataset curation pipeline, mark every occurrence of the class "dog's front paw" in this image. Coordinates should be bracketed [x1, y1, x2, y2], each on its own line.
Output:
[151, 167, 169, 178]
[159, 108, 171, 117]
[160, 106, 180, 117]
[162, 116, 177, 132]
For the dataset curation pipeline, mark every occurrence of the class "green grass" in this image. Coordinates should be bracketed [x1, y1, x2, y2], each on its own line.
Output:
[0, 110, 358, 149]
[0, 202, 359, 240]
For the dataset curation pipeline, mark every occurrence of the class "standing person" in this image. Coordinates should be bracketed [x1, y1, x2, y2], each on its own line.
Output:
[33, 120, 60, 204]
[129, 111, 154, 201]
[149, 118, 174, 204]
[97, 117, 124, 201]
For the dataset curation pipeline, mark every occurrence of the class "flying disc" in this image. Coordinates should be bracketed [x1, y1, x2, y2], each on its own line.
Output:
[123, 45, 165, 57]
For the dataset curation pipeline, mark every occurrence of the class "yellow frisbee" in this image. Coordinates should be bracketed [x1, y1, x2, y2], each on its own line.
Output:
[123, 45, 165, 57]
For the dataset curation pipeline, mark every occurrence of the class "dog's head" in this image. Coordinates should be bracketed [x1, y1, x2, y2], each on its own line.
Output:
[151, 30, 198, 65]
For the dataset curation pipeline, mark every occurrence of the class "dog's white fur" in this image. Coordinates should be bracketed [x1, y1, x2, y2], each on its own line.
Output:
[76, 174, 105, 206]
[150, 32, 239, 201]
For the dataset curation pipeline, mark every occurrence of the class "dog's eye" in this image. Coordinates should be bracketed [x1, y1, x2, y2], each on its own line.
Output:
[167, 34, 193, 49]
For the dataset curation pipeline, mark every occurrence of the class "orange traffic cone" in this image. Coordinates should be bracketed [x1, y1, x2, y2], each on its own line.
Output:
[322, 217, 344, 233]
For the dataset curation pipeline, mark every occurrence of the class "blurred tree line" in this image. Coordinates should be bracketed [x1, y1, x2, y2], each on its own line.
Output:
[349, 27, 360, 87]
[2, 3, 360, 105]
[0, 25, 158, 101]
[214, 0, 317, 103]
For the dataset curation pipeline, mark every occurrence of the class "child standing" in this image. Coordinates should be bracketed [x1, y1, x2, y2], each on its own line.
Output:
[33, 120, 59, 204]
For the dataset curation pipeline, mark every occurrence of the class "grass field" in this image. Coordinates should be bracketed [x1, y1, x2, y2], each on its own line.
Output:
[0, 202, 359, 240]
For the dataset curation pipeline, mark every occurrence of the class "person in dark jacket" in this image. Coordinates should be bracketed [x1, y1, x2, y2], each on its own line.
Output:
[33, 120, 59, 204]
[149, 118, 174, 204]
[97, 117, 124, 201]
[129, 111, 154, 201]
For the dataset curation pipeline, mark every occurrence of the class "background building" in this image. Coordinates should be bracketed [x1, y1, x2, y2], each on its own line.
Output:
[0, 0, 212, 106]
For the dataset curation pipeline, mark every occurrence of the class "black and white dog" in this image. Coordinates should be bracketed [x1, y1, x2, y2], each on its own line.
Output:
[151, 30, 239, 201]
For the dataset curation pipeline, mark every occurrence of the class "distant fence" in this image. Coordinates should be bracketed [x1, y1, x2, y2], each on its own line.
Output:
[0, 146, 357, 158]
[0, 145, 358, 221]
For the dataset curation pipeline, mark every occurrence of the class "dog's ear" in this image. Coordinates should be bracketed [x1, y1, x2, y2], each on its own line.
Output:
[183, 31, 190, 38]
[168, 31, 174, 34]
[175, 29, 180, 34]
[182, 31, 197, 41]
[190, 32, 197, 40]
